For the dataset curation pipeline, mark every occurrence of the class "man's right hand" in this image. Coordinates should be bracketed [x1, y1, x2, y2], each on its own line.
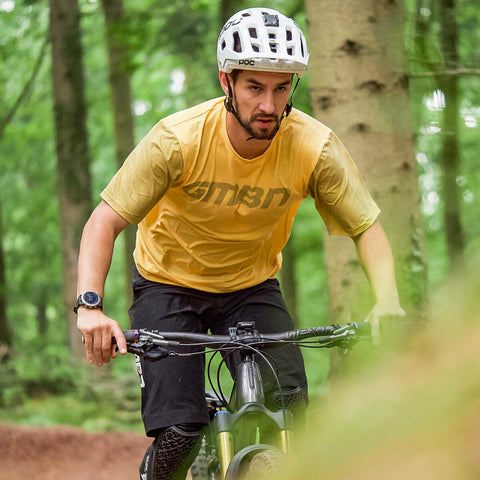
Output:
[77, 309, 127, 367]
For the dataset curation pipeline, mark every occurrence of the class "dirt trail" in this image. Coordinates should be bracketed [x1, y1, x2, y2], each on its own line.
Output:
[0, 423, 151, 480]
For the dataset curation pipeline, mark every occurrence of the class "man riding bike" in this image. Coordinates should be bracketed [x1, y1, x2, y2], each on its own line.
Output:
[75, 7, 404, 480]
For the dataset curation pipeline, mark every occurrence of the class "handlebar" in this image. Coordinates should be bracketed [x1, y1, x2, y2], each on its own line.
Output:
[121, 321, 371, 361]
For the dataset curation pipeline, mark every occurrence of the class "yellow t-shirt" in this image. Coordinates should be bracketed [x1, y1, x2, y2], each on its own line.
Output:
[101, 98, 379, 293]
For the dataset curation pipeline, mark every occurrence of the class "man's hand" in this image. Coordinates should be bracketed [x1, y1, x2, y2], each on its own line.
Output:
[77, 309, 127, 366]
[365, 301, 406, 346]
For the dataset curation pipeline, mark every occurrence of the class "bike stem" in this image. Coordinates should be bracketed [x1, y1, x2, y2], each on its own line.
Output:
[233, 353, 265, 409]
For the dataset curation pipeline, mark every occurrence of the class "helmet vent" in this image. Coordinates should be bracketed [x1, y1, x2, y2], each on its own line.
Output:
[286, 30, 292, 41]
[233, 32, 242, 52]
[269, 32, 277, 53]
[262, 12, 279, 27]
[249, 28, 257, 38]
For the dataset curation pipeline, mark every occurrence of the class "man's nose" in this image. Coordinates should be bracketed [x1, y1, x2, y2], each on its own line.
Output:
[258, 92, 275, 114]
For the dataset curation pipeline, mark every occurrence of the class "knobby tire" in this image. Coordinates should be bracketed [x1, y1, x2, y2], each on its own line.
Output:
[241, 449, 284, 480]
[224, 445, 284, 480]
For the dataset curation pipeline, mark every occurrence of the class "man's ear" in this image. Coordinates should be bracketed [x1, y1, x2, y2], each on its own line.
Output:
[219, 71, 230, 96]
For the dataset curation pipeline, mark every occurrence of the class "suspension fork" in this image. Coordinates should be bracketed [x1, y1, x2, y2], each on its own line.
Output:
[213, 411, 232, 479]
[214, 410, 292, 480]
[214, 346, 295, 476]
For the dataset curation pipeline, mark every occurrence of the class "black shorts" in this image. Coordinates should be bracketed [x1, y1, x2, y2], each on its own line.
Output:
[128, 272, 308, 437]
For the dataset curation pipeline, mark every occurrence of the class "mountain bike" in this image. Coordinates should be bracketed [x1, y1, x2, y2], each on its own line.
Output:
[122, 321, 371, 480]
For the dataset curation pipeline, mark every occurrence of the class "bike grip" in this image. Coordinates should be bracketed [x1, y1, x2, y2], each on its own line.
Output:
[122, 329, 139, 343]
[109, 330, 137, 345]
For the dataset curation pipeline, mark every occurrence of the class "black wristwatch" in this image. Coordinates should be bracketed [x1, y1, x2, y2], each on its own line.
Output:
[73, 291, 103, 314]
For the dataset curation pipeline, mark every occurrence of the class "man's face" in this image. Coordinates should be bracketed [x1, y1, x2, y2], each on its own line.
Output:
[228, 71, 293, 140]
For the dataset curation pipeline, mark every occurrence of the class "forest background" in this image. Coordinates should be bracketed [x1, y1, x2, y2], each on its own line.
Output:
[0, 0, 479, 436]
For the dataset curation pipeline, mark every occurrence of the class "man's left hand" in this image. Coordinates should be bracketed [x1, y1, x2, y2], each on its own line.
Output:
[365, 301, 406, 345]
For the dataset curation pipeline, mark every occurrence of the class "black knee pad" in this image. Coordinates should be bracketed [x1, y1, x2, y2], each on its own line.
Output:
[267, 386, 308, 412]
[139, 424, 203, 480]
[266, 386, 308, 427]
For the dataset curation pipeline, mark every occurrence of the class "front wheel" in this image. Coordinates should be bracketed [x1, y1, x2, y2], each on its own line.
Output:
[224, 444, 284, 480]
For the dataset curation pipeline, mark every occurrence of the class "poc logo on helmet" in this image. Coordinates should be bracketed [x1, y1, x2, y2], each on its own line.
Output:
[239, 59, 255, 66]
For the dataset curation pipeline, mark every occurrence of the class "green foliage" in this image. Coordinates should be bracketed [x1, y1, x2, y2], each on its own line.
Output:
[0, 365, 144, 432]
[0, 337, 144, 431]
[0, 347, 75, 410]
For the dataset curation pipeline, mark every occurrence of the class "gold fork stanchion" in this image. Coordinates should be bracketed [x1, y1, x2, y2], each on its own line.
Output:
[217, 430, 234, 479]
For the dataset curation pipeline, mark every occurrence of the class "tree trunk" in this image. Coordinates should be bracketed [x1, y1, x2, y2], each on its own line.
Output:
[50, 0, 92, 359]
[305, 0, 428, 370]
[0, 202, 12, 352]
[101, 0, 137, 303]
[438, 0, 464, 270]
[37, 287, 48, 336]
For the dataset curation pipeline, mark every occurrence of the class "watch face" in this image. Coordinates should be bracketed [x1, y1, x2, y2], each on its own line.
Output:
[83, 291, 101, 306]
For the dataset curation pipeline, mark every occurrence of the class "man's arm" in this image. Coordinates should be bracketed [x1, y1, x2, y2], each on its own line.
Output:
[352, 221, 405, 343]
[76, 200, 130, 366]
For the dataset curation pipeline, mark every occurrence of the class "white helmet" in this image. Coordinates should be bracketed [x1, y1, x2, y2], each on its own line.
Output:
[217, 8, 309, 78]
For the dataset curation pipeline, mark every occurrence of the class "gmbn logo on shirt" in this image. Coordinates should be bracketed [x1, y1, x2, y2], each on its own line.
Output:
[183, 181, 291, 209]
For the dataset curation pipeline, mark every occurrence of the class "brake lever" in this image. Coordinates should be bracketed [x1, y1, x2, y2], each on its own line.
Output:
[127, 344, 170, 361]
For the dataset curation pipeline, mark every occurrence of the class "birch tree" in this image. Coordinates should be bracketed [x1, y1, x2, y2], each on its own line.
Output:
[305, 0, 428, 339]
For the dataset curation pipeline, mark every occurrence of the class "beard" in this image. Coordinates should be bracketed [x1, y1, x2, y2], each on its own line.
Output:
[234, 109, 282, 141]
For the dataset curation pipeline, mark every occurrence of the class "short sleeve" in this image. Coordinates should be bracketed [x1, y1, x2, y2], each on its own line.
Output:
[101, 122, 184, 225]
[307, 131, 380, 236]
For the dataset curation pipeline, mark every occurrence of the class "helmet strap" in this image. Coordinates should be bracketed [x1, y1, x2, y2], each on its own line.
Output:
[284, 76, 300, 117]
[224, 75, 236, 114]
[224, 74, 251, 133]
